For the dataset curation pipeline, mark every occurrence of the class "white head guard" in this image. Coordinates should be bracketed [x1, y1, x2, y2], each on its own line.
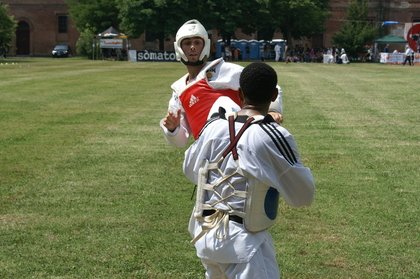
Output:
[174, 19, 211, 65]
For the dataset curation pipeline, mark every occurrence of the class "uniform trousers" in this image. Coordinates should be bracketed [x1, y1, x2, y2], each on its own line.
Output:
[200, 237, 280, 279]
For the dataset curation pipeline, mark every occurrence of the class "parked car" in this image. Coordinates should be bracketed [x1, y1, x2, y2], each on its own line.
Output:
[52, 44, 71, 58]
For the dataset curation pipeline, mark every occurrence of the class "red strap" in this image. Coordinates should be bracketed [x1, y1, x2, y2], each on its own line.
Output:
[222, 116, 255, 160]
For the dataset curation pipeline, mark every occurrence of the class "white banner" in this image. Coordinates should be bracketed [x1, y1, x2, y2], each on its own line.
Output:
[380, 52, 420, 64]
[100, 39, 123, 49]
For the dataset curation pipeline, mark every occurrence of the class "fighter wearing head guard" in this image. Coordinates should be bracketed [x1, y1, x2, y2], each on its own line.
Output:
[160, 19, 284, 147]
[183, 62, 315, 278]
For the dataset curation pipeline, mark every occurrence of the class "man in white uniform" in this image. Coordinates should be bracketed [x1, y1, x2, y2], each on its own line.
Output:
[160, 19, 284, 148]
[183, 62, 315, 278]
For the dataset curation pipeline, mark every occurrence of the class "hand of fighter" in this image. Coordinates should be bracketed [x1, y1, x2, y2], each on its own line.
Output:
[162, 110, 181, 132]
[268, 111, 284, 124]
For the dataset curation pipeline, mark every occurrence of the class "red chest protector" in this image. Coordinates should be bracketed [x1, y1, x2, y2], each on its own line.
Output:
[179, 78, 242, 139]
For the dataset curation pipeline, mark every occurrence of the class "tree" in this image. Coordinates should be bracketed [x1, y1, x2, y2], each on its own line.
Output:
[269, 0, 329, 43]
[118, 0, 188, 50]
[332, 0, 378, 59]
[0, 3, 16, 57]
[203, 0, 259, 44]
[67, 0, 120, 34]
[76, 25, 96, 58]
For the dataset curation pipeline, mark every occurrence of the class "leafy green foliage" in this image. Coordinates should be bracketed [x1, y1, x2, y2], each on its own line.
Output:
[118, 0, 186, 49]
[67, 0, 120, 33]
[267, 0, 329, 41]
[0, 3, 16, 54]
[203, 0, 255, 41]
[76, 26, 96, 58]
[67, 0, 330, 49]
[332, 0, 378, 59]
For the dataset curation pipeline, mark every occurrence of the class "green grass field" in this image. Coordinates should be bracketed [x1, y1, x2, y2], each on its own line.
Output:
[1, 58, 419, 278]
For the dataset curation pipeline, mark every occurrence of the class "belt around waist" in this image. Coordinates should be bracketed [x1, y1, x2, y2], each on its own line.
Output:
[202, 209, 243, 224]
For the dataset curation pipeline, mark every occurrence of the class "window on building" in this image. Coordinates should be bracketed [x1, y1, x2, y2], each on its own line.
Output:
[58, 15, 68, 33]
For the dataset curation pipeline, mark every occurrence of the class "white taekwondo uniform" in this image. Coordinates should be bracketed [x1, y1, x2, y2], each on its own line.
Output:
[183, 113, 315, 279]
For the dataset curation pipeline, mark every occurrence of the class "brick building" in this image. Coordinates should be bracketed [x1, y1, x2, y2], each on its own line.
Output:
[325, 0, 420, 49]
[3, 0, 79, 56]
[3, 0, 420, 56]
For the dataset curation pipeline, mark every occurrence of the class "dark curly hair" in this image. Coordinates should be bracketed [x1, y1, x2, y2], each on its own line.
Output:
[239, 62, 277, 105]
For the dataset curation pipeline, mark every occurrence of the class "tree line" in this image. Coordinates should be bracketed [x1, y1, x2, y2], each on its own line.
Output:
[67, 0, 329, 51]
[0, 0, 378, 60]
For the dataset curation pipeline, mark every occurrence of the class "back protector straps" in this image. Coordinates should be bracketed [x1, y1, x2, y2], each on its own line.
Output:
[193, 114, 279, 233]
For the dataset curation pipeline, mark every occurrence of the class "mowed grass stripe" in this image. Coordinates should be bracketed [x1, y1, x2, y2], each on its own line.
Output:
[0, 58, 419, 278]
[269, 63, 419, 278]
[1, 59, 194, 278]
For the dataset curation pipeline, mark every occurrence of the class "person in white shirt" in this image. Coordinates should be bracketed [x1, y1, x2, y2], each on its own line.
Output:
[340, 49, 350, 64]
[274, 44, 281, 62]
[403, 45, 414, 66]
[183, 62, 315, 279]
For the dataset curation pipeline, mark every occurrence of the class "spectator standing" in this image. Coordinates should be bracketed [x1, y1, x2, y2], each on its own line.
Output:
[403, 45, 414, 66]
[274, 43, 281, 62]
[224, 45, 232, 61]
